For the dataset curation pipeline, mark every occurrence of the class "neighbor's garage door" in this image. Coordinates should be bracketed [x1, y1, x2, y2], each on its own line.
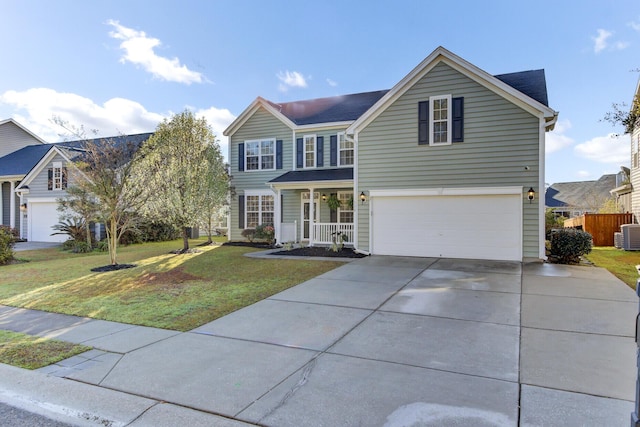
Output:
[29, 201, 66, 243]
[371, 193, 522, 261]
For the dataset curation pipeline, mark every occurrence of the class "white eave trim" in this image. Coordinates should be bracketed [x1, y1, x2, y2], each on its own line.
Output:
[224, 97, 296, 137]
[294, 121, 354, 132]
[0, 174, 25, 182]
[347, 46, 557, 135]
[369, 186, 523, 198]
[15, 146, 74, 190]
[269, 179, 353, 190]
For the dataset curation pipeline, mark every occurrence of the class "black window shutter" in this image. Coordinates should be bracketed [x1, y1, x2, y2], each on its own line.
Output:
[47, 168, 53, 190]
[418, 101, 429, 145]
[62, 167, 68, 189]
[330, 135, 337, 166]
[317, 136, 324, 167]
[296, 138, 303, 168]
[452, 97, 464, 143]
[238, 143, 245, 171]
[276, 140, 283, 169]
[238, 195, 245, 229]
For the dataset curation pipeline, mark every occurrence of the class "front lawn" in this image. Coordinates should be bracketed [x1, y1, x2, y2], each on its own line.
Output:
[0, 239, 344, 331]
[0, 330, 90, 369]
[584, 247, 640, 289]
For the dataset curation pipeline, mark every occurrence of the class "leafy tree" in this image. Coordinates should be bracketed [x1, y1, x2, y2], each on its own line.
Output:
[198, 149, 229, 244]
[70, 137, 148, 265]
[604, 92, 640, 134]
[139, 110, 225, 252]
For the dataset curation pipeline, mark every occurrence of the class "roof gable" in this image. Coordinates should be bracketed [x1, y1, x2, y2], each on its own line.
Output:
[347, 46, 557, 135]
[0, 118, 47, 144]
[15, 145, 75, 190]
[224, 97, 297, 137]
[545, 174, 617, 208]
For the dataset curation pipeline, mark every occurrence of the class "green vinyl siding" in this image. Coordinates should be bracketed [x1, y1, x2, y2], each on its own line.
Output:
[229, 107, 292, 239]
[357, 62, 541, 258]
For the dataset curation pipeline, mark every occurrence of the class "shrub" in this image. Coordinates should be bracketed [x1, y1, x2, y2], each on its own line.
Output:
[255, 224, 275, 244]
[0, 228, 15, 265]
[241, 228, 256, 242]
[549, 228, 593, 264]
[0, 225, 19, 242]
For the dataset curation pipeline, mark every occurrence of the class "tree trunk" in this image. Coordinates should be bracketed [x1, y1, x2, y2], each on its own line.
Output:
[182, 226, 189, 252]
[86, 223, 92, 248]
[110, 220, 117, 265]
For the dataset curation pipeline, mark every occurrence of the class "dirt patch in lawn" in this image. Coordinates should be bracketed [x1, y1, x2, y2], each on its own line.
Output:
[139, 268, 201, 287]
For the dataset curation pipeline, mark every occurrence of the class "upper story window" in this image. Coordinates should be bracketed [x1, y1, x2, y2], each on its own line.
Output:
[304, 135, 316, 168]
[418, 95, 463, 146]
[245, 139, 275, 171]
[430, 95, 451, 145]
[48, 162, 67, 191]
[338, 133, 354, 166]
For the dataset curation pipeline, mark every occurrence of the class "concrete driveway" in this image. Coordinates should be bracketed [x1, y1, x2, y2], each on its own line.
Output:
[0, 256, 636, 426]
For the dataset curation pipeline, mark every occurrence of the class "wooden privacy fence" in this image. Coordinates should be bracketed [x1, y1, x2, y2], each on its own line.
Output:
[563, 213, 634, 246]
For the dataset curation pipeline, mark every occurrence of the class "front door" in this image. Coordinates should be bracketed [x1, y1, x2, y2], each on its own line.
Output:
[301, 192, 319, 240]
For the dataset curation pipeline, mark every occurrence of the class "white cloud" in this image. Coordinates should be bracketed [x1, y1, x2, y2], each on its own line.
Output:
[591, 28, 629, 53]
[326, 78, 338, 87]
[0, 88, 164, 142]
[107, 19, 204, 85]
[546, 119, 574, 154]
[592, 29, 612, 53]
[574, 133, 630, 164]
[277, 70, 308, 92]
[629, 18, 640, 32]
[576, 170, 591, 179]
[195, 106, 237, 162]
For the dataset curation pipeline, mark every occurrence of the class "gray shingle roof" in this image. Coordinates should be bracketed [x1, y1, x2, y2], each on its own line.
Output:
[545, 174, 616, 208]
[494, 70, 549, 107]
[0, 133, 152, 178]
[269, 168, 353, 183]
[269, 90, 389, 126]
[268, 69, 549, 126]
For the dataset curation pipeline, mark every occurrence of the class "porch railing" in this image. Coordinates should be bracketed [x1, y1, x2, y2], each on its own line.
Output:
[313, 223, 354, 245]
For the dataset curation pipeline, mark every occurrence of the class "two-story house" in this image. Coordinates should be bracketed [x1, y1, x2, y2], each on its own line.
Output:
[224, 47, 558, 262]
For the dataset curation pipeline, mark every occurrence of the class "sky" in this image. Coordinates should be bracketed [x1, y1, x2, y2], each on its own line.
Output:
[1, 0, 639, 186]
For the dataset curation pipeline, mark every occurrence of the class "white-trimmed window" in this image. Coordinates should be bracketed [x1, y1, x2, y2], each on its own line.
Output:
[245, 191, 274, 228]
[338, 191, 353, 223]
[304, 134, 316, 168]
[430, 94, 452, 145]
[338, 132, 354, 166]
[245, 139, 275, 171]
[48, 161, 67, 191]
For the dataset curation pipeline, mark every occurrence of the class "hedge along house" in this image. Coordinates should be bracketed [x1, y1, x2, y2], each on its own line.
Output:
[225, 47, 558, 261]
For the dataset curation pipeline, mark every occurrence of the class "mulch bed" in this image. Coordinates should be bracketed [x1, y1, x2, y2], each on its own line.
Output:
[90, 264, 137, 272]
[223, 241, 274, 249]
[270, 246, 367, 258]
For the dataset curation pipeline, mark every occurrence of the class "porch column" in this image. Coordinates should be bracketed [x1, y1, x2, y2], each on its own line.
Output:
[309, 187, 315, 246]
[275, 188, 282, 244]
[9, 181, 15, 229]
[18, 193, 26, 239]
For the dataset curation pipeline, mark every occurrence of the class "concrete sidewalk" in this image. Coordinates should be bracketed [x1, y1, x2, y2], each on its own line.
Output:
[0, 257, 636, 426]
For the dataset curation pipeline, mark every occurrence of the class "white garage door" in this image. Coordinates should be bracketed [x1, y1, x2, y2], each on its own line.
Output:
[29, 201, 66, 243]
[371, 192, 522, 261]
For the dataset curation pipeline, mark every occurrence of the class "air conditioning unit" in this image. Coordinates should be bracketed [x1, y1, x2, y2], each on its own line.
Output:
[622, 224, 640, 250]
[614, 232, 623, 249]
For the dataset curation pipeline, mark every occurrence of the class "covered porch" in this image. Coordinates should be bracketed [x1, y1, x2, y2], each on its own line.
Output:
[268, 168, 355, 247]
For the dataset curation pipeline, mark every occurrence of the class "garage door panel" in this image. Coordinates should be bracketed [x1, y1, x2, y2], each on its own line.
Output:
[371, 194, 521, 261]
[30, 202, 66, 243]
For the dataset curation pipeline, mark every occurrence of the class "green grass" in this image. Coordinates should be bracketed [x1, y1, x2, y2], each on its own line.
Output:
[584, 247, 640, 289]
[0, 330, 91, 369]
[0, 238, 344, 331]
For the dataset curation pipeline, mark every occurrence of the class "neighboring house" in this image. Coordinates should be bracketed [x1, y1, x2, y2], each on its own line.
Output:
[610, 167, 632, 214]
[630, 79, 640, 223]
[0, 119, 46, 235]
[224, 46, 558, 262]
[546, 174, 619, 218]
[0, 120, 152, 242]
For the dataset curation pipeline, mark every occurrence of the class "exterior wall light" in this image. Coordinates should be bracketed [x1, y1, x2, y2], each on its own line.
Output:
[20, 203, 27, 212]
[360, 191, 366, 204]
[527, 187, 535, 203]
[322, 194, 327, 202]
